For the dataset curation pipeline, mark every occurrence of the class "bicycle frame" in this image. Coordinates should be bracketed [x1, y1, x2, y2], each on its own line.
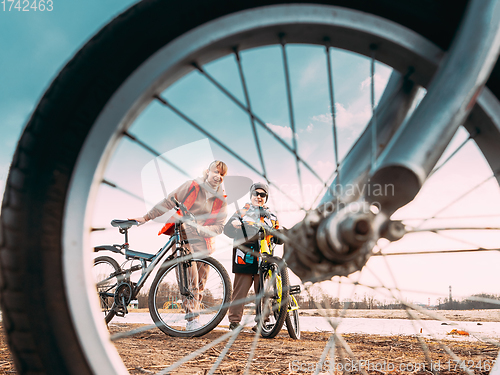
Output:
[95, 219, 194, 312]
[288, 295, 299, 312]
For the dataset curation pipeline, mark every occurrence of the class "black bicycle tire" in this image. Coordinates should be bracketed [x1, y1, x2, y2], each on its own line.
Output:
[0, 0, 488, 373]
[258, 256, 290, 339]
[285, 308, 300, 340]
[148, 256, 232, 338]
[93, 256, 120, 324]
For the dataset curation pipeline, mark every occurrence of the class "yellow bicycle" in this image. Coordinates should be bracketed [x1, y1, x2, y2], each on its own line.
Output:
[247, 222, 301, 339]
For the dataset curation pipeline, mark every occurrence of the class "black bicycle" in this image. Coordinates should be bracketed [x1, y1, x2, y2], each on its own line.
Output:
[93, 197, 232, 337]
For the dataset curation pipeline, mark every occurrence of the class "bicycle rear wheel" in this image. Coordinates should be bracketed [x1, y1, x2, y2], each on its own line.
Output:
[285, 296, 300, 340]
[92, 256, 120, 324]
[148, 256, 231, 337]
[257, 257, 290, 338]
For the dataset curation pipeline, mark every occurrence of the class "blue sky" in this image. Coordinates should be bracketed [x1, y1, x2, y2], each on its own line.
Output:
[1, 1, 499, 305]
[0, 0, 137, 199]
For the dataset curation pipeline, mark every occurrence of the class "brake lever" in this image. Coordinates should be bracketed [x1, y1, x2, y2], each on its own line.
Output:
[171, 196, 196, 222]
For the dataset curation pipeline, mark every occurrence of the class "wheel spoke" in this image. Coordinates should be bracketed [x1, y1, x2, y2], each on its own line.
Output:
[407, 310, 445, 370]
[466, 295, 500, 307]
[154, 94, 305, 209]
[414, 172, 498, 229]
[193, 61, 332, 196]
[123, 131, 190, 178]
[280, 35, 304, 202]
[324, 43, 341, 211]
[157, 328, 245, 375]
[370, 46, 378, 171]
[233, 48, 268, 180]
[302, 280, 372, 375]
[316, 71, 421, 206]
[361, 263, 479, 371]
[313, 334, 336, 375]
[375, 247, 500, 256]
[110, 324, 158, 341]
[408, 226, 500, 232]
[207, 323, 244, 375]
[428, 134, 474, 178]
[399, 213, 500, 221]
[101, 179, 149, 204]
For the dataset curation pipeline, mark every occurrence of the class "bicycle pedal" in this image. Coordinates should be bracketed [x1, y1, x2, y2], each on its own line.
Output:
[289, 285, 301, 295]
[114, 306, 128, 317]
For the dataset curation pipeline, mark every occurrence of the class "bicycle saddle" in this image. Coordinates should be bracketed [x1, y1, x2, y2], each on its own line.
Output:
[111, 219, 139, 229]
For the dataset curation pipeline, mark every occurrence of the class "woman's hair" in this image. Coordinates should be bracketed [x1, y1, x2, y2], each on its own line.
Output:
[203, 160, 228, 181]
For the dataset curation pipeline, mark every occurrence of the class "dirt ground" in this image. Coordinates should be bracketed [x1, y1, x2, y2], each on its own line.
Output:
[0, 310, 499, 374]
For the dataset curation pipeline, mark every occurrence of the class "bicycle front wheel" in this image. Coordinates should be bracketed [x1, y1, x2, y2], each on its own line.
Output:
[285, 296, 300, 340]
[257, 257, 290, 339]
[148, 256, 231, 337]
[3, 0, 500, 373]
[92, 256, 120, 324]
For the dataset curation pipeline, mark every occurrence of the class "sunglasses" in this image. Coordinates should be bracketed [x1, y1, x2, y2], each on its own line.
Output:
[252, 191, 267, 198]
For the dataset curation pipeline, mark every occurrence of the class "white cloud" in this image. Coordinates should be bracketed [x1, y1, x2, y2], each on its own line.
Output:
[311, 103, 371, 130]
[360, 72, 390, 101]
[299, 123, 314, 133]
[299, 58, 326, 87]
[335, 103, 371, 129]
[311, 113, 331, 124]
[266, 123, 295, 139]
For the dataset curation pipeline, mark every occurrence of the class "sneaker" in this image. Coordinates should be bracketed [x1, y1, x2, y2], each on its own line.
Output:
[229, 322, 240, 330]
[186, 319, 202, 331]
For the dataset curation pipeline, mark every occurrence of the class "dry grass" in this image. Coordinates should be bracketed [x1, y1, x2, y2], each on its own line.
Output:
[1, 310, 500, 374]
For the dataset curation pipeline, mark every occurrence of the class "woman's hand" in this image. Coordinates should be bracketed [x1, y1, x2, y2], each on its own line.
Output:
[129, 217, 147, 224]
[164, 198, 176, 210]
[231, 219, 242, 228]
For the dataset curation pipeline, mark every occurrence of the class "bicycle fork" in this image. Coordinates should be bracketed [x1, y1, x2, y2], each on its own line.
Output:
[175, 231, 195, 300]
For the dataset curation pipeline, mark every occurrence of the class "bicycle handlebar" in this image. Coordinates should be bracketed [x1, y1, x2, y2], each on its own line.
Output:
[238, 220, 274, 233]
[237, 220, 286, 246]
[171, 196, 196, 222]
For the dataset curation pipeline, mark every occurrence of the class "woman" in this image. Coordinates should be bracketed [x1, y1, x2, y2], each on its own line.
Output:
[131, 160, 228, 330]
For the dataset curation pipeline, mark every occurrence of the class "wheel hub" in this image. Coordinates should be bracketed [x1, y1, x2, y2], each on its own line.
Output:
[284, 202, 382, 282]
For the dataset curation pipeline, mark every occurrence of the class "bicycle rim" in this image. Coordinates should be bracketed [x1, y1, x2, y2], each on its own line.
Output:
[92, 256, 120, 324]
[149, 257, 230, 337]
[286, 301, 300, 340]
[2, 0, 500, 374]
[258, 266, 288, 338]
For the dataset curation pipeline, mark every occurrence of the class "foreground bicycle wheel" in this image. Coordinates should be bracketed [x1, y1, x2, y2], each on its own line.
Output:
[2, 0, 500, 374]
[257, 257, 290, 338]
[92, 256, 121, 324]
[148, 257, 231, 337]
